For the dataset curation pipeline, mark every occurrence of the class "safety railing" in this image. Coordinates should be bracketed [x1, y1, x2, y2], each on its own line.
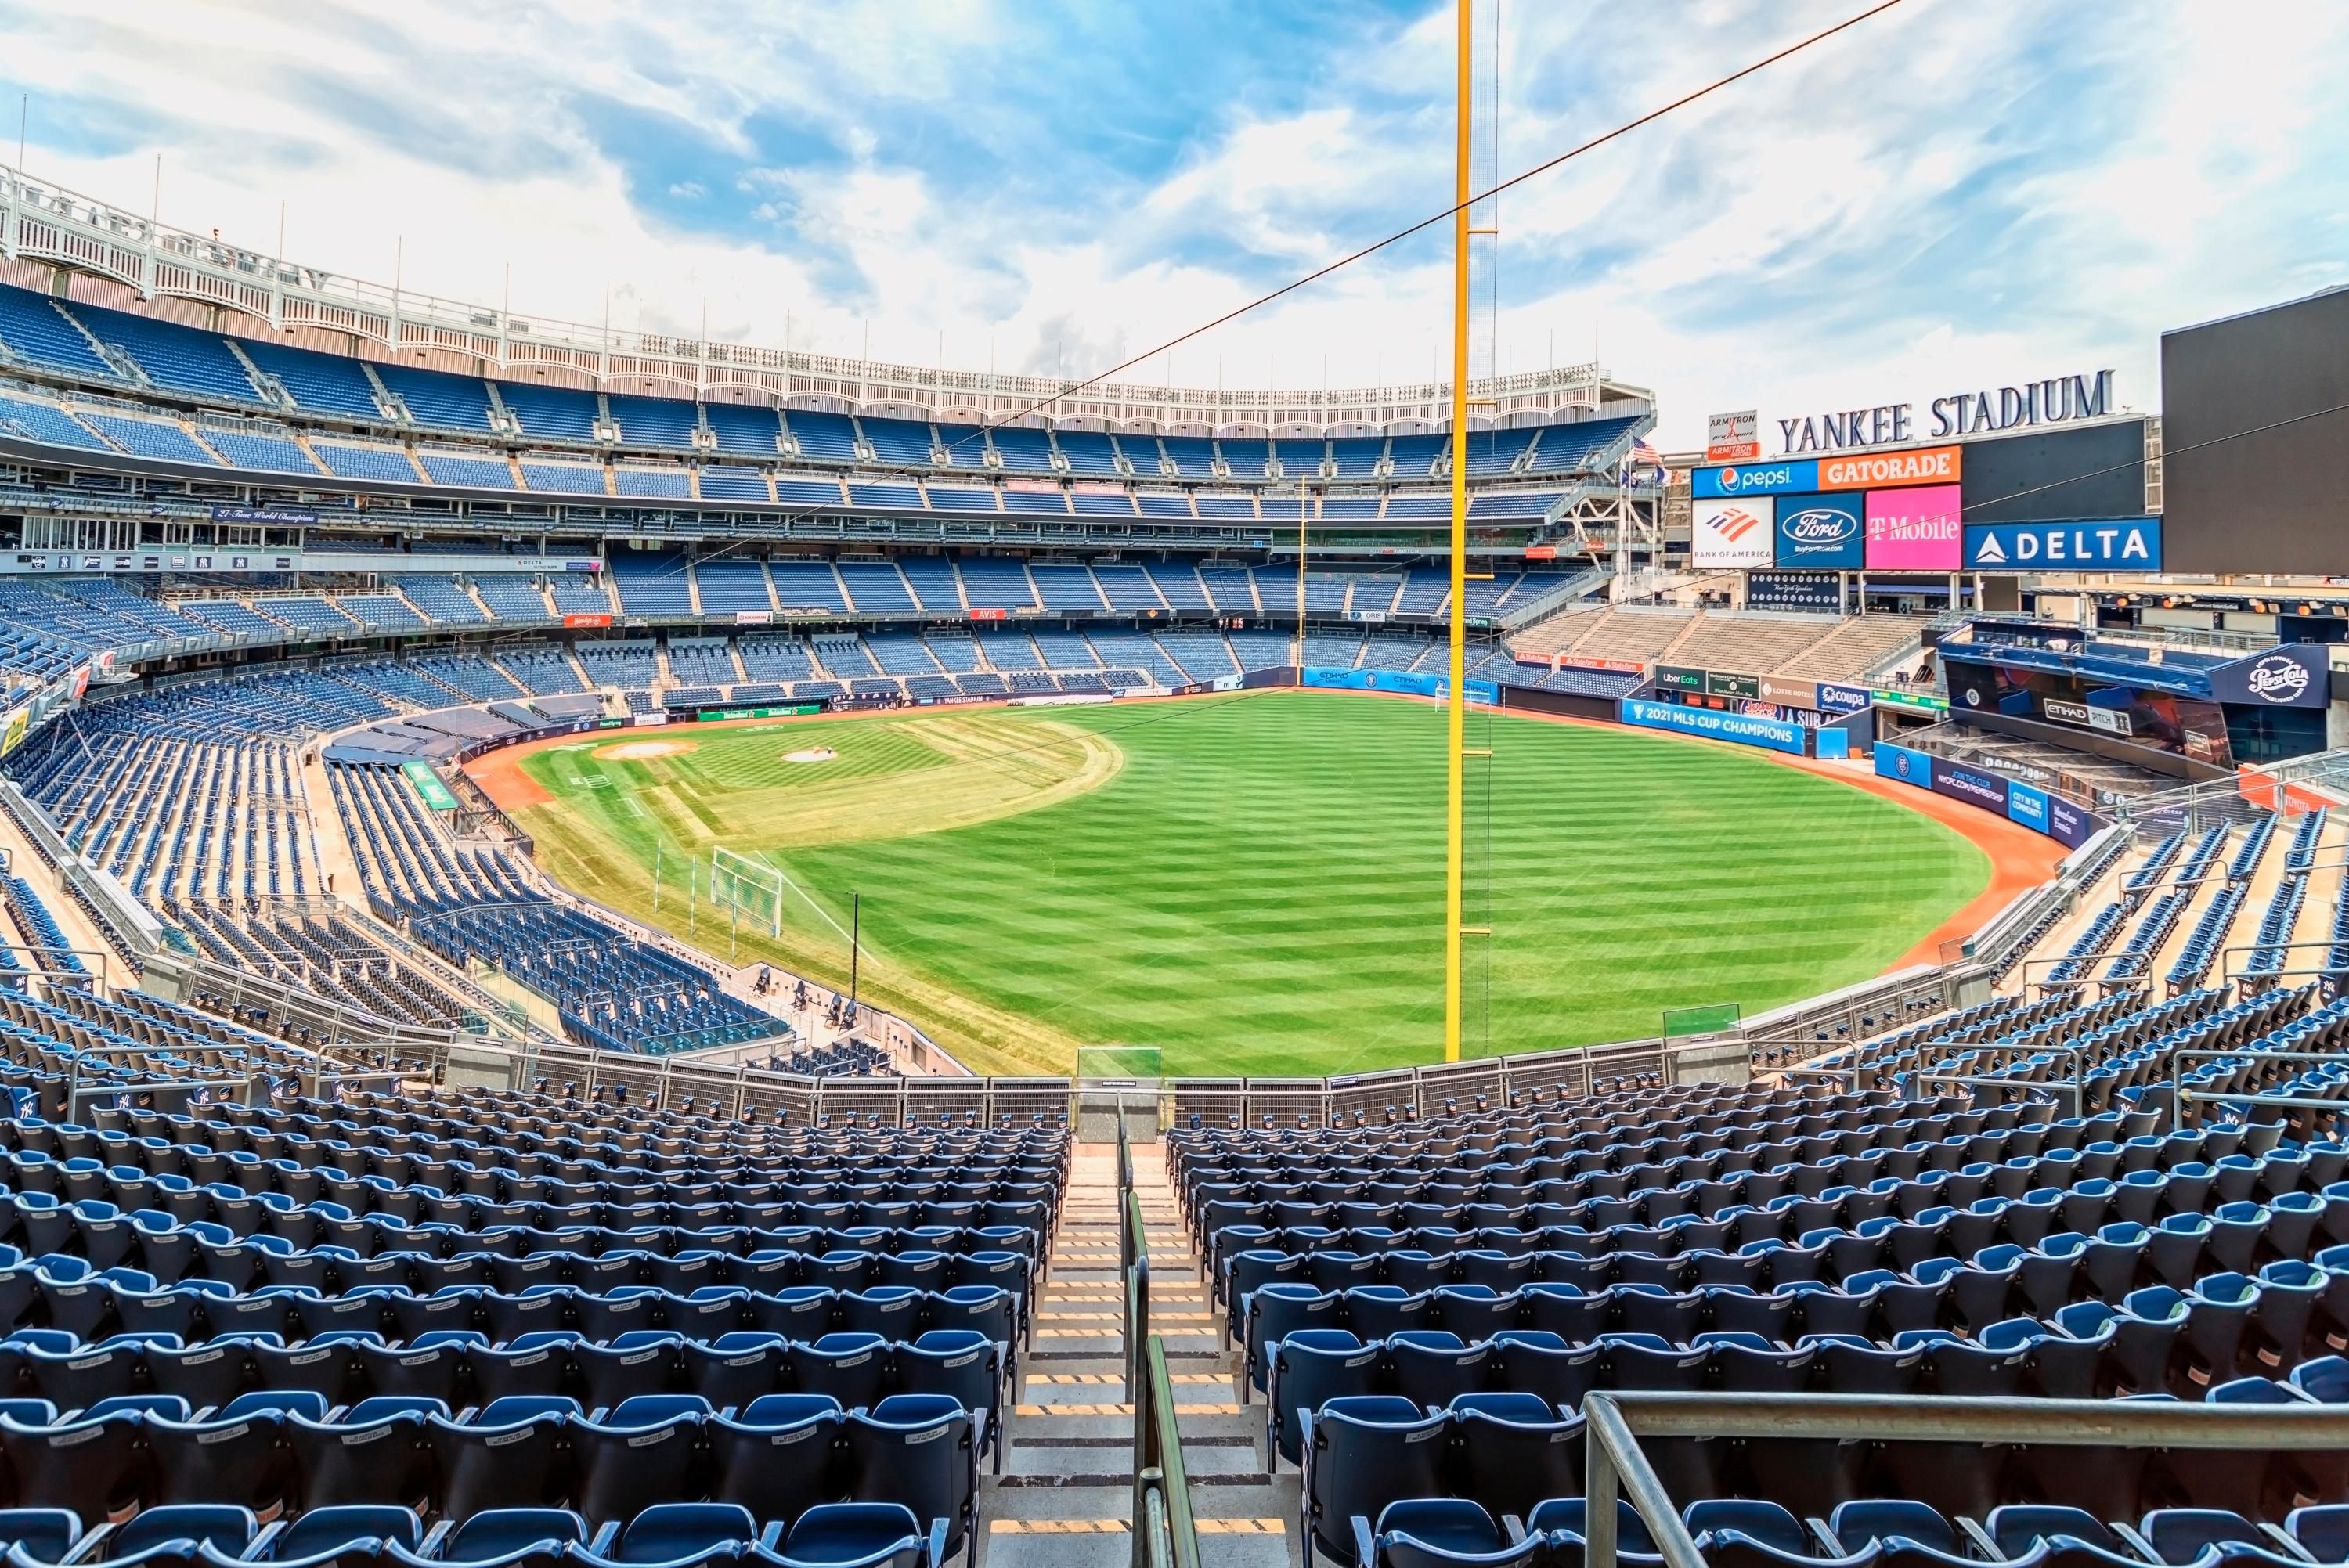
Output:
[1119, 1112, 1200, 1568]
[1911, 1040, 2088, 1115]
[1132, 1337, 1200, 1568]
[2170, 1044, 2349, 1126]
[1119, 1113, 1146, 1400]
[1579, 1392, 2349, 1568]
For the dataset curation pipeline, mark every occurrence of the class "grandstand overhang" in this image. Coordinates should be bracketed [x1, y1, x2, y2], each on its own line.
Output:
[0, 161, 1652, 437]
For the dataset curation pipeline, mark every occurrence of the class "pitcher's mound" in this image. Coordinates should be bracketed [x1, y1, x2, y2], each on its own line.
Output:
[785, 747, 839, 763]
[596, 739, 697, 762]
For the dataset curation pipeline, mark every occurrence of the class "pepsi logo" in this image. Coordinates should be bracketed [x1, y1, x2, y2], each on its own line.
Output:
[2246, 654, 2311, 703]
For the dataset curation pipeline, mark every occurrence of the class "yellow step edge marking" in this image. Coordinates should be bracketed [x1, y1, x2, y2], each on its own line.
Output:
[1013, 1403, 1239, 1416]
[989, 1520, 1286, 1536]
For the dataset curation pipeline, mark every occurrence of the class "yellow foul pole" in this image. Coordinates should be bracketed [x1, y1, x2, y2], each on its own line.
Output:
[1444, 0, 1470, 1065]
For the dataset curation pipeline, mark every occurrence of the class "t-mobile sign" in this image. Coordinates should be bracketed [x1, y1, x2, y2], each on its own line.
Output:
[1864, 483, 1962, 570]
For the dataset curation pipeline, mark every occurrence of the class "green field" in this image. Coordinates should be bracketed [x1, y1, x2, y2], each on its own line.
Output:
[511, 690, 1987, 1078]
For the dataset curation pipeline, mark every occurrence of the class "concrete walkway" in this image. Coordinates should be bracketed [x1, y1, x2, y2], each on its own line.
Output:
[980, 1141, 1293, 1566]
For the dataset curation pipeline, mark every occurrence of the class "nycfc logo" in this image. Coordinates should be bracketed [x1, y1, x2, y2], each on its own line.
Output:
[1784, 508, 1858, 545]
[2246, 655, 2310, 703]
[1894, 752, 1913, 778]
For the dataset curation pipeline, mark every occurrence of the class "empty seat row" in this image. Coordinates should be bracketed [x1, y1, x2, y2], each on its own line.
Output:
[0, 1386, 976, 1547]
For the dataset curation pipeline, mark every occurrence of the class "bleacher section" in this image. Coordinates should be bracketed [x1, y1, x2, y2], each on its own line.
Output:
[1182, 1066, 2349, 1568]
[0, 1067, 1065, 1561]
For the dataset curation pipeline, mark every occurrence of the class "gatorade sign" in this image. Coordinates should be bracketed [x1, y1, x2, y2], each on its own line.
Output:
[1818, 445, 1961, 491]
[1963, 518, 2162, 571]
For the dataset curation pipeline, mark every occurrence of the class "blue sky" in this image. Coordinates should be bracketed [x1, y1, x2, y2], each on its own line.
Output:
[4, 0, 2344, 445]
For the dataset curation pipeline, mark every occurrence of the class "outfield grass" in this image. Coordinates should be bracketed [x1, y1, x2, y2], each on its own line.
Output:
[511, 690, 1988, 1078]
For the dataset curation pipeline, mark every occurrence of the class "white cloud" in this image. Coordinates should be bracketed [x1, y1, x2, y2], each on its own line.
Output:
[2, 0, 2344, 441]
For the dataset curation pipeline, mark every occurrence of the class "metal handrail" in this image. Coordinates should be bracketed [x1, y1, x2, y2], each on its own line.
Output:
[2169, 1044, 2349, 1121]
[1132, 1337, 1200, 1568]
[1580, 1392, 2349, 1568]
[1119, 1111, 1198, 1568]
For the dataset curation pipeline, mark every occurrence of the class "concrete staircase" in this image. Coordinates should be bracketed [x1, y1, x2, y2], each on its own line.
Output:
[980, 1141, 1290, 1566]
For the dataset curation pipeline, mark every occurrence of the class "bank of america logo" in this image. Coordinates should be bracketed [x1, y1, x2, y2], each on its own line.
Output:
[1710, 507, 1764, 542]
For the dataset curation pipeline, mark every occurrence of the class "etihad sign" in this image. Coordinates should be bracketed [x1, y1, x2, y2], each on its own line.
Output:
[1818, 446, 1960, 491]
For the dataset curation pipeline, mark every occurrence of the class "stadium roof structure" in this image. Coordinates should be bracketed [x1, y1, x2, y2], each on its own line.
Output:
[0, 161, 1653, 435]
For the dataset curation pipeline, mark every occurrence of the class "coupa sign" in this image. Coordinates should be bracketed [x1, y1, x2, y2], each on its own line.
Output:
[1963, 518, 2162, 571]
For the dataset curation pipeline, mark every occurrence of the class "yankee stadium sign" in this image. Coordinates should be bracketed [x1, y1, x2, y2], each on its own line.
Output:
[1779, 369, 2116, 453]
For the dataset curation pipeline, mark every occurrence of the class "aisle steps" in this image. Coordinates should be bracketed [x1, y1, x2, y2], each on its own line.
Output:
[980, 1142, 1293, 1566]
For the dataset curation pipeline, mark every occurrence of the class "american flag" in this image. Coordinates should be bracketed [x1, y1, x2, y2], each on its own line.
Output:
[1627, 437, 1662, 467]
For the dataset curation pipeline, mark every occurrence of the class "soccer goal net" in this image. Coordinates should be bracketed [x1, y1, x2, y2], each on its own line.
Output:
[709, 846, 785, 936]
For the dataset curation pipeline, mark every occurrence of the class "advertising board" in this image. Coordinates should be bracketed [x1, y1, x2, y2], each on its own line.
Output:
[2208, 646, 2328, 709]
[1771, 493, 1866, 569]
[1963, 517, 2162, 571]
[1819, 445, 1962, 491]
[1817, 683, 1874, 716]
[1707, 410, 1760, 463]
[1619, 697, 1806, 755]
[1755, 674, 1820, 711]
[1873, 741, 1935, 791]
[399, 761, 459, 812]
[694, 704, 825, 722]
[1932, 759, 2012, 814]
[1874, 740, 2107, 848]
[2005, 780, 2050, 834]
[1304, 667, 1498, 705]
[1748, 571, 1842, 613]
[1692, 496, 1776, 568]
[1865, 485, 1963, 570]
[1692, 460, 1816, 499]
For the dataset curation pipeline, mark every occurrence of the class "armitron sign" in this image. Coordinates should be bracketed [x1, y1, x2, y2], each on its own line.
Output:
[1706, 410, 1759, 463]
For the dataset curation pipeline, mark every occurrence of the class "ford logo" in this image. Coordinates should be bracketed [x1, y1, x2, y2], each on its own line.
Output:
[2246, 654, 2311, 703]
[1783, 509, 1858, 545]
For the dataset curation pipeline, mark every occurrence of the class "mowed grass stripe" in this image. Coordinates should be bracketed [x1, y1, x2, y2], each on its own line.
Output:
[516, 690, 1986, 1076]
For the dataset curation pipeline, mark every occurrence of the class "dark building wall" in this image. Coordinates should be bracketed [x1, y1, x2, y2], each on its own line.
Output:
[1958, 418, 2149, 524]
[2161, 287, 2349, 574]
